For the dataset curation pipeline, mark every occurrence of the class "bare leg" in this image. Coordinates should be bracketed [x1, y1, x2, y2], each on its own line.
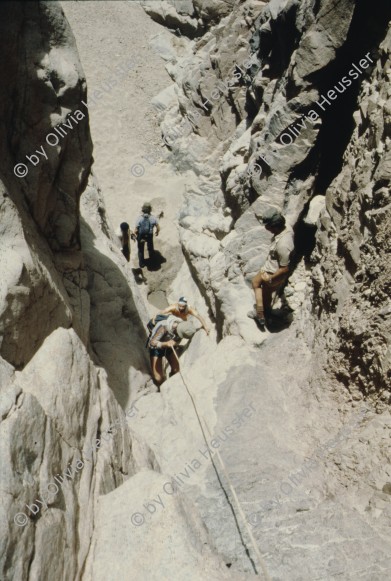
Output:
[252, 271, 265, 318]
[166, 350, 180, 377]
[150, 355, 164, 386]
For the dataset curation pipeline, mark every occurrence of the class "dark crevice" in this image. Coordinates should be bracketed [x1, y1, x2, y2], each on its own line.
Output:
[251, 0, 301, 81]
[313, 0, 322, 15]
[337, 239, 358, 277]
[292, 199, 319, 269]
[213, 292, 225, 344]
[290, 144, 321, 183]
[277, 1, 391, 196]
[181, 247, 222, 341]
[243, 88, 259, 122]
[306, 0, 391, 193]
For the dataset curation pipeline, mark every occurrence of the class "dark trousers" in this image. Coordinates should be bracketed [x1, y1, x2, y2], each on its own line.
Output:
[137, 234, 154, 267]
[122, 244, 130, 262]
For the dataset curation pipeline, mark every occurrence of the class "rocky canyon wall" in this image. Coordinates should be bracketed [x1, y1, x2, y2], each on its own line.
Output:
[0, 2, 151, 580]
[1, 1, 390, 580]
[120, 0, 391, 578]
[149, 0, 391, 397]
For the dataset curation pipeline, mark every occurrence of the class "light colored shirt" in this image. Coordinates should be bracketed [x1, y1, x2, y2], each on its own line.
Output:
[149, 322, 176, 349]
[263, 226, 294, 273]
[135, 214, 158, 234]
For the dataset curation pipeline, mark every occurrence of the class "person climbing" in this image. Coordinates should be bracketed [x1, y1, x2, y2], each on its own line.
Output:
[151, 296, 210, 335]
[149, 315, 196, 388]
[248, 209, 294, 330]
[118, 222, 134, 262]
[134, 202, 160, 268]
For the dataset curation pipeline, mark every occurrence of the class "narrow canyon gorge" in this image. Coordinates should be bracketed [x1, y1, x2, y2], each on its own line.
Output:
[1, 1, 390, 579]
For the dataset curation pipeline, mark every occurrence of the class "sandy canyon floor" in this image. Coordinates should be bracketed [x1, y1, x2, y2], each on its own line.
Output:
[63, 0, 193, 310]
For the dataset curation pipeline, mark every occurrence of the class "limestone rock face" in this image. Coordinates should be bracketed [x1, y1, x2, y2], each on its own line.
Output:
[0, 0, 93, 368]
[2, 0, 391, 580]
[311, 30, 391, 397]
[86, 471, 249, 581]
[3, 328, 136, 581]
[0, 3, 150, 580]
[126, 0, 391, 577]
[0, 191, 73, 368]
[141, 0, 235, 37]
[152, 0, 391, 391]
[0, 1, 92, 252]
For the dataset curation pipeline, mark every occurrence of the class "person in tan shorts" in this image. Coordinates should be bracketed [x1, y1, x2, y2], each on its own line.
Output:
[152, 296, 210, 335]
[248, 209, 294, 330]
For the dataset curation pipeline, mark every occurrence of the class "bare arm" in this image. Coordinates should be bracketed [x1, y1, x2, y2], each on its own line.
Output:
[151, 305, 174, 325]
[150, 326, 176, 349]
[188, 307, 210, 334]
[261, 266, 289, 284]
[155, 223, 160, 236]
[272, 265, 289, 281]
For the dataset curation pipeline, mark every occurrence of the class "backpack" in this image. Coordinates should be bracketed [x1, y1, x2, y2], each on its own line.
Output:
[138, 215, 151, 239]
[146, 314, 170, 347]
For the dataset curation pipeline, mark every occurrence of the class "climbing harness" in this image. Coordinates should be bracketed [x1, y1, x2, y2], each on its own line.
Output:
[170, 347, 271, 580]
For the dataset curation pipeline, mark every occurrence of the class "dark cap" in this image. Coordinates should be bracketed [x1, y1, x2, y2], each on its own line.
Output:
[261, 209, 285, 228]
[142, 203, 152, 213]
[120, 222, 130, 231]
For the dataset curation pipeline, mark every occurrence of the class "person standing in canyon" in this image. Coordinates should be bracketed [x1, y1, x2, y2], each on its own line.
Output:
[117, 222, 134, 262]
[134, 202, 160, 268]
[248, 209, 294, 330]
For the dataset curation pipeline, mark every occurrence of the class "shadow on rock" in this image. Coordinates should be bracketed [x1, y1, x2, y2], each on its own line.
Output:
[81, 218, 151, 408]
[145, 250, 166, 272]
[132, 267, 147, 285]
[267, 309, 294, 334]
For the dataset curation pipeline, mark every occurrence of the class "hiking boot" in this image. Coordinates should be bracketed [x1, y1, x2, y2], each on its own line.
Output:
[247, 310, 266, 330]
[255, 316, 266, 330]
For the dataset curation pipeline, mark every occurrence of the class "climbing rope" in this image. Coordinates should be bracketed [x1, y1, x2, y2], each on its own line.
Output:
[170, 346, 271, 580]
